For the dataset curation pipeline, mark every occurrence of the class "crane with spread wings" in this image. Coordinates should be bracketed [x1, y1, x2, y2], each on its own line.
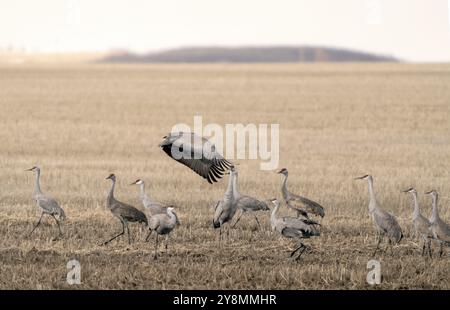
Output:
[159, 132, 233, 183]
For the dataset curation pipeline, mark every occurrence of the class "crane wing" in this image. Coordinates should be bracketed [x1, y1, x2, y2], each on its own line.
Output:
[373, 209, 403, 243]
[288, 194, 325, 218]
[160, 132, 232, 183]
[237, 195, 269, 211]
[112, 202, 148, 224]
[282, 217, 321, 236]
[37, 196, 61, 214]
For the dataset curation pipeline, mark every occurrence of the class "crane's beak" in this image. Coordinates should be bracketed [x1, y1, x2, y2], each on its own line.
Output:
[25, 167, 34, 171]
[402, 188, 412, 193]
[425, 190, 433, 195]
[354, 175, 366, 180]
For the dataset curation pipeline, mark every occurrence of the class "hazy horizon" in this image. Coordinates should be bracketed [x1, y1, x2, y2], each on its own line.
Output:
[1, 0, 450, 62]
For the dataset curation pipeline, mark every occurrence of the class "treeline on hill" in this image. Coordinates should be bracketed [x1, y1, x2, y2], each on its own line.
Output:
[99, 46, 398, 63]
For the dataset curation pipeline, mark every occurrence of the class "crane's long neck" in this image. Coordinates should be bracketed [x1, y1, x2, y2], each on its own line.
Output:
[139, 183, 148, 201]
[232, 172, 240, 199]
[367, 178, 377, 211]
[34, 170, 42, 196]
[108, 180, 115, 201]
[225, 173, 234, 203]
[430, 194, 439, 222]
[167, 209, 177, 225]
[412, 192, 420, 218]
[270, 203, 280, 230]
[281, 174, 289, 199]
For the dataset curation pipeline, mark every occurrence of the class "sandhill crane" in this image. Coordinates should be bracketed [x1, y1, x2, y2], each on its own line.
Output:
[270, 199, 320, 260]
[403, 188, 432, 257]
[355, 175, 403, 256]
[25, 166, 65, 238]
[425, 190, 450, 257]
[101, 174, 148, 246]
[130, 179, 180, 226]
[277, 168, 325, 219]
[159, 132, 232, 183]
[147, 206, 178, 259]
[212, 166, 238, 240]
[229, 166, 269, 229]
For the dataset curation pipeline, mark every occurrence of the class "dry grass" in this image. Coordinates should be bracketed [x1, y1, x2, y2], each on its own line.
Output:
[0, 63, 449, 289]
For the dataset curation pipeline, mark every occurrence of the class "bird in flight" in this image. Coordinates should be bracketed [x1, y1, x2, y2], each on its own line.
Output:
[159, 132, 233, 183]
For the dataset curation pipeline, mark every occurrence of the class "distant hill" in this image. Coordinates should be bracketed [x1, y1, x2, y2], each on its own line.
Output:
[100, 46, 398, 63]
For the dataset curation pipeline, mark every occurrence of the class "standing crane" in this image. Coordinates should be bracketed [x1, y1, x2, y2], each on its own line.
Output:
[130, 179, 180, 227]
[355, 175, 403, 256]
[147, 206, 179, 260]
[277, 168, 325, 219]
[425, 190, 450, 257]
[270, 199, 320, 260]
[101, 174, 148, 246]
[229, 166, 269, 229]
[26, 166, 66, 238]
[159, 132, 233, 183]
[403, 188, 432, 257]
[213, 166, 238, 240]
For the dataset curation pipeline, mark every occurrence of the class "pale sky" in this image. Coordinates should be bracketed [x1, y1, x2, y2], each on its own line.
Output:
[1, 0, 450, 62]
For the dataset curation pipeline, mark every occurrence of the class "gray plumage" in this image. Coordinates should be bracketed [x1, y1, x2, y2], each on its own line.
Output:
[426, 190, 450, 257]
[26, 166, 65, 237]
[131, 179, 180, 226]
[270, 199, 320, 260]
[146, 206, 178, 259]
[101, 174, 147, 246]
[213, 167, 238, 229]
[159, 132, 232, 183]
[230, 166, 269, 229]
[277, 168, 325, 219]
[403, 188, 432, 257]
[355, 175, 403, 255]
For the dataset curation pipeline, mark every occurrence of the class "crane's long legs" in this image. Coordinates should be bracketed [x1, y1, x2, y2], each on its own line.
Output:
[165, 235, 170, 253]
[427, 239, 433, 258]
[231, 210, 243, 228]
[124, 221, 131, 245]
[153, 234, 159, 260]
[145, 230, 152, 242]
[372, 235, 382, 256]
[101, 220, 125, 246]
[29, 212, 45, 236]
[231, 211, 261, 229]
[51, 214, 63, 237]
[253, 213, 261, 229]
[290, 243, 308, 260]
[290, 243, 304, 257]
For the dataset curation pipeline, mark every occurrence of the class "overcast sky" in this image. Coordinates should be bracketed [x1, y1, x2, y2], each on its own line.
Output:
[1, 0, 450, 62]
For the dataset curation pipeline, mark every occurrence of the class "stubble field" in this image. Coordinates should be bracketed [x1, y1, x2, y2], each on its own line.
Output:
[0, 63, 449, 289]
